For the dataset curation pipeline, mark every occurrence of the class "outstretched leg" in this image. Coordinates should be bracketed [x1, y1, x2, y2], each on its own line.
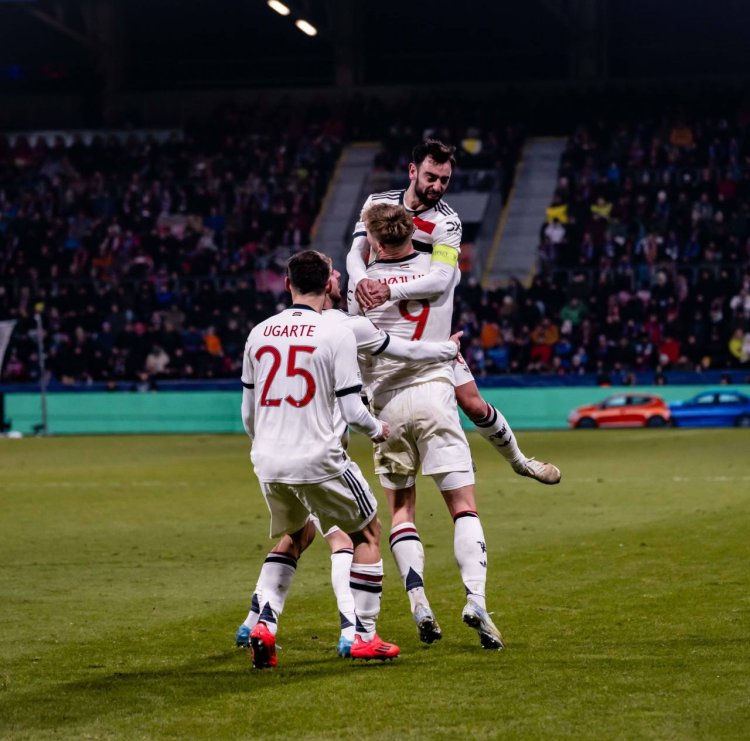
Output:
[455, 380, 561, 485]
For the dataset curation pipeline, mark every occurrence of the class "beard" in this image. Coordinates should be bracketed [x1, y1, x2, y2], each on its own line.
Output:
[414, 183, 443, 208]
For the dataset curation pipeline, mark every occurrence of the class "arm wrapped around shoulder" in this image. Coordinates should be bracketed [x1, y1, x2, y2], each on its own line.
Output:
[388, 244, 458, 301]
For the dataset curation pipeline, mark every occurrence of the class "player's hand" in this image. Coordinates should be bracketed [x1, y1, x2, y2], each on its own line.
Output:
[356, 279, 390, 310]
[372, 420, 390, 443]
[449, 330, 464, 355]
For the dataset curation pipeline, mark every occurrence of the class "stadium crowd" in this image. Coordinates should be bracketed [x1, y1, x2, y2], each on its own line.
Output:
[457, 111, 750, 381]
[2, 102, 750, 386]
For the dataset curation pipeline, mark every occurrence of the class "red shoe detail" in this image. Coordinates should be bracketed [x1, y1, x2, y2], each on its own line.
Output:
[350, 634, 400, 661]
[250, 622, 277, 669]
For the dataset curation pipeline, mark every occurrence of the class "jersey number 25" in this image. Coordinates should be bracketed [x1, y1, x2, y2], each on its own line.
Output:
[255, 345, 316, 407]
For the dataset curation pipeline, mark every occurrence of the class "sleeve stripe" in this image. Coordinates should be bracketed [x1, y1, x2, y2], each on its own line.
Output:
[371, 334, 391, 356]
[335, 384, 363, 398]
[352, 230, 367, 238]
[242, 381, 254, 389]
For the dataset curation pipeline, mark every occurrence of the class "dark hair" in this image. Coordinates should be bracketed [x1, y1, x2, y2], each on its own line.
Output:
[412, 138, 456, 168]
[287, 250, 332, 295]
[363, 204, 414, 246]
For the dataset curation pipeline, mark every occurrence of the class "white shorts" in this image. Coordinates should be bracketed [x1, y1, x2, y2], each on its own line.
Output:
[371, 380, 473, 477]
[453, 353, 475, 388]
[308, 513, 341, 539]
[260, 461, 377, 539]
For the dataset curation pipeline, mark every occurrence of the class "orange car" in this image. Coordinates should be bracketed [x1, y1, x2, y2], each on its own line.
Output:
[568, 393, 671, 429]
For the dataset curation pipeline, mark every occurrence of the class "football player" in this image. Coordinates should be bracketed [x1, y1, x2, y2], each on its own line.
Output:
[346, 138, 561, 487]
[359, 203, 504, 650]
[239, 250, 400, 667]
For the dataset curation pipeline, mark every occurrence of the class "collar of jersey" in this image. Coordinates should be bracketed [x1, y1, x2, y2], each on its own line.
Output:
[374, 252, 421, 264]
[288, 303, 317, 311]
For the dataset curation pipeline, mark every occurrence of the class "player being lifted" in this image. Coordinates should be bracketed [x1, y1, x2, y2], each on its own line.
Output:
[236, 257, 462, 659]
[239, 250, 401, 667]
[360, 202, 504, 650]
[346, 138, 561, 486]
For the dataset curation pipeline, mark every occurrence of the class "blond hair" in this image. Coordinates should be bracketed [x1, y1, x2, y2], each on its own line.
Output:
[363, 203, 414, 247]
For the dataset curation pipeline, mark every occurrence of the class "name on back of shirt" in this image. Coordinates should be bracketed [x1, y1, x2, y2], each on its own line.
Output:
[262, 324, 317, 337]
[376, 272, 426, 285]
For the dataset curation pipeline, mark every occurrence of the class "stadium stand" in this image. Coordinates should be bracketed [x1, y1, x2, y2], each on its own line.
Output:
[2, 98, 750, 387]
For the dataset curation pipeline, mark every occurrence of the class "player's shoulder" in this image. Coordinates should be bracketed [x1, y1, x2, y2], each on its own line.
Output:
[367, 189, 405, 205]
[321, 308, 351, 325]
[432, 197, 459, 220]
[319, 309, 357, 335]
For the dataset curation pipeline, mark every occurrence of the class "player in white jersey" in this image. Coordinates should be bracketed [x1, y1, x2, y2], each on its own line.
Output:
[361, 203, 504, 651]
[239, 249, 400, 666]
[236, 265, 462, 658]
[346, 138, 561, 487]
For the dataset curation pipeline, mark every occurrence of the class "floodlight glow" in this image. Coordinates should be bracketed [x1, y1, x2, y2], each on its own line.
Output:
[295, 19, 318, 36]
[267, 0, 291, 16]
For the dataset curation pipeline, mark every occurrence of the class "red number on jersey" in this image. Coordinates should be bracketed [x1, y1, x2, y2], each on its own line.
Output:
[398, 299, 430, 340]
[255, 345, 316, 408]
[285, 346, 316, 407]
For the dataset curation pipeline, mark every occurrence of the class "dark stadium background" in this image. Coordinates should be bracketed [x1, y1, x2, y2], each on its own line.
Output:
[2, 0, 750, 118]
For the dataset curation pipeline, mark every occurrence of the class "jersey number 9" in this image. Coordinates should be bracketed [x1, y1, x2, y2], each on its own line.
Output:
[398, 299, 430, 340]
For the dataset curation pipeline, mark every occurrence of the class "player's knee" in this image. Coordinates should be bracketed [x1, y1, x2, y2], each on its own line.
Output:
[456, 388, 487, 420]
[275, 521, 316, 559]
[326, 528, 353, 552]
[351, 516, 381, 547]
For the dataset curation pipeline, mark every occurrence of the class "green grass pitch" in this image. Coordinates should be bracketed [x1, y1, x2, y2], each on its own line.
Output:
[1, 429, 749, 740]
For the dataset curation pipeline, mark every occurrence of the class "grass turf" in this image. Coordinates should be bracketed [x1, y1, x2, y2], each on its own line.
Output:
[1, 429, 749, 740]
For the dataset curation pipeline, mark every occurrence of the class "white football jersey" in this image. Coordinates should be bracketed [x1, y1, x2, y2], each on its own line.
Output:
[362, 252, 459, 396]
[353, 189, 463, 255]
[242, 305, 363, 484]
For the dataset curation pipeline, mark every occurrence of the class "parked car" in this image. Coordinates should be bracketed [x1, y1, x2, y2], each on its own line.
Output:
[669, 390, 750, 427]
[568, 393, 671, 429]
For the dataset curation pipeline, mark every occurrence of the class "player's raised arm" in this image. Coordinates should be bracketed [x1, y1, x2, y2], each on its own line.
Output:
[388, 244, 460, 302]
[359, 206, 462, 308]
[346, 195, 375, 313]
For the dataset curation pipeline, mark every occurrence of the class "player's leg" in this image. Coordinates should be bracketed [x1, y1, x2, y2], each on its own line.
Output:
[322, 525, 357, 657]
[413, 380, 502, 649]
[305, 462, 399, 661]
[369, 387, 438, 643]
[236, 519, 316, 648]
[381, 475, 442, 644]
[437, 478, 504, 651]
[348, 516, 399, 660]
[453, 368, 561, 485]
[245, 481, 310, 668]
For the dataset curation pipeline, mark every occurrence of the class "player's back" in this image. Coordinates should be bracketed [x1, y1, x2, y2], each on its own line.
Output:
[363, 252, 458, 396]
[245, 307, 352, 483]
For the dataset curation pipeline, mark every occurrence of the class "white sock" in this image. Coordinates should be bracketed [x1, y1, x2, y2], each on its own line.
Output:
[350, 560, 383, 641]
[453, 511, 487, 609]
[331, 548, 356, 641]
[254, 552, 297, 636]
[473, 403, 525, 468]
[389, 522, 429, 612]
[242, 586, 262, 630]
